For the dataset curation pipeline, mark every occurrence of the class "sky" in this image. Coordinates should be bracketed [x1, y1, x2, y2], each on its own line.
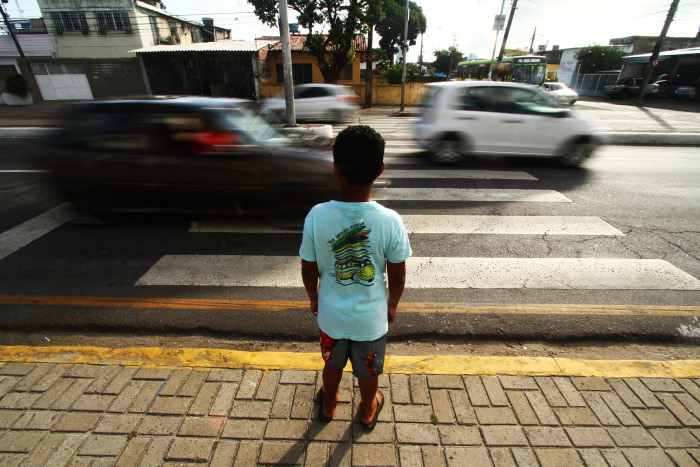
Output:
[3, 0, 699, 61]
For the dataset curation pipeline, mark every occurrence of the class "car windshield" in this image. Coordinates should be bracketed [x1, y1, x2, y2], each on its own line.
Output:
[549, 84, 565, 90]
[214, 106, 283, 145]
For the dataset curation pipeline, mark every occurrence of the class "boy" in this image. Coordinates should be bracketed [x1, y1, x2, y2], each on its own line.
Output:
[299, 125, 412, 430]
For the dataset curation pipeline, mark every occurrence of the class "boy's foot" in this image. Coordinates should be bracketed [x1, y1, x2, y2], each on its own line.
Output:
[360, 390, 384, 431]
[318, 387, 337, 422]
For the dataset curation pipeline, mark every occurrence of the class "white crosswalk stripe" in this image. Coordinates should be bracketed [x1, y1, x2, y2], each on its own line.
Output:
[384, 170, 537, 180]
[372, 188, 572, 202]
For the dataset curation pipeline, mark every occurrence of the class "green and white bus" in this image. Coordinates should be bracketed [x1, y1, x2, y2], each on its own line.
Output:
[457, 55, 547, 86]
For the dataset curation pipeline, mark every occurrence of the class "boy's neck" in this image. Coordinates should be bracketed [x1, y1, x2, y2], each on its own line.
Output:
[339, 184, 373, 203]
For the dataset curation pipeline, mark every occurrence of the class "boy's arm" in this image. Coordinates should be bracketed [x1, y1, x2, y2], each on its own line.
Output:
[386, 260, 406, 324]
[301, 259, 320, 316]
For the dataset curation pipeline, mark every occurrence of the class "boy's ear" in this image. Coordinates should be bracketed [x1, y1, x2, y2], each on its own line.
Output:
[333, 163, 343, 183]
[379, 162, 385, 177]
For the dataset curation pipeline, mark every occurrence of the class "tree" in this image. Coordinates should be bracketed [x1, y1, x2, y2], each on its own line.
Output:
[381, 62, 420, 84]
[575, 45, 626, 74]
[432, 48, 462, 76]
[375, 0, 426, 65]
[248, 0, 383, 83]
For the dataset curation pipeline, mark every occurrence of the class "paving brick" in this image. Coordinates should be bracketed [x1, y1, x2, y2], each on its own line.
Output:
[136, 436, 172, 466]
[13, 364, 55, 392]
[666, 449, 700, 467]
[658, 393, 700, 427]
[265, 419, 308, 440]
[0, 410, 22, 429]
[148, 395, 192, 415]
[179, 370, 208, 397]
[210, 439, 239, 467]
[483, 376, 509, 407]
[444, 447, 491, 466]
[511, 448, 539, 467]
[427, 375, 464, 389]
[233, 441, 261, 467]
[44, 433, 88, 465]
[553, 377, 587, 407]
[642, 378, 684, 393]
[565, 427, 615, 447]
[177, 416, 226, 438]
[230, 399, 272, 419]
[21, 432, 64, 466]
[291, 385, 315, 419]
[188, 382, 220, 416]
[269, 384, 294, 419]
[0, 376, 20, 397]
[431, 389, 456, 424]
[390, 374, 410, 404]
[71, 394, 116, 412]
[0, 431, 45, 452]
[115, 437, 151, 466]
[133, 367, 172, 381]
[634, 408, 682, 428]
[463, 376, 490, 407]
[555, 407, 601, 426]
[571, 376, 612, 391]
[32, 365, 70, 392]
[309, 420, 352, 442]
[438, 425, 481, 445]
[676, 393, 700, 422]
[600, 392, 641, 426]
[93, 414, 142, 434]
[353, 422, 393, 443]
[607, 378, 646, 409]
[410, 374, 430, 405]
[534, 448, 584, 466]
[258, 440, 306, 465]
[280, 369, 315, 385]
[399, 445, 422, 467]
[165, 437, 214, 462]
[583, 392, 621, 426]
[304, 442, 328, 466]
[396, 423, 439, 444]
[499, 376, 538, 390]
[535, 377, 568, 407]
[678, 379, 700, 401]
[221, 418, 267, 439]
[626, 378, 664, 408]
[489, 448, 516, 467]
[481, 425, 528, 446]
[85, 366, 123, 394]
[449, 390, 477, 425]
[157, 368, 190, 397]
[207, 369, 244, 383]
[621, 448, 674, 466]
[138, 415, 181, 435]
[32, 375, 73, 409]
[255, 371, 280, 401]
[507, 391, 539, 425]
[103, 367, 138, 395]
[475, 407, 518, 425]
[524, 426, 571, 447]
[338, 377, 353, 403]
[108, 380, 145, 413]
[210, 382, 237, 417]
[0, 391, 40, 409]
[129, 380, 163, 413]
[352, 443, 395, 466]
[0, 363, 35, 376]
[607, 426, 659, 447]
[649, 428, 700, 448]
[422, 445, 447, 467]
[394, 403, 434, 423]
[236, 370, 262, 400]
[78, 434, 128, 456]
[52, 413, 101, 432]
[12, 410, 60, 430]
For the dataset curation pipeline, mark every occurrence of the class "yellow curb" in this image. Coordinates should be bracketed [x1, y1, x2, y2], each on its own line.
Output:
[1, 346, 699, 378]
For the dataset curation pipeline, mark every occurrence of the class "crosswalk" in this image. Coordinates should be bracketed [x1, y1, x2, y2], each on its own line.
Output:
[135, 117, 700, 294]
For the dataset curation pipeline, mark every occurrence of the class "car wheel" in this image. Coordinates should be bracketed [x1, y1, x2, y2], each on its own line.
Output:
[431, 137, 464, 164]
[619, 89, 631, 99]
[559, 141, 592, 168]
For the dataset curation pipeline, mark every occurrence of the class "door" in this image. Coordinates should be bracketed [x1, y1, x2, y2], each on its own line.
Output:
[32, 63, 93, 100]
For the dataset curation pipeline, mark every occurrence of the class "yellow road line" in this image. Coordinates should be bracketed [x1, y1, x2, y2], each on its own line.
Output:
[1, 345, 698, 378]
[0, 295, 698, 316]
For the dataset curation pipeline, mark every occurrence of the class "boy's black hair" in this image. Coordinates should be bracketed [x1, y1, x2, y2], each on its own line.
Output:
[333, 125, 385, 186]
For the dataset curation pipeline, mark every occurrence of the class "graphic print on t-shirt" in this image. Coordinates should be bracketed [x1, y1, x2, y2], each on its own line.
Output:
[329, 222, 375, 286]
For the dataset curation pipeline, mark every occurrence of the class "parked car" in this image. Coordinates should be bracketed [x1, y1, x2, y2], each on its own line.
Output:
[674, 85, 698, 100]
[262, 84, 360, 123]
[604, 77, 642, 99]
[413, 81, 599, 167]
[42, 97, 339, 217]
[542, 82, 578, 105]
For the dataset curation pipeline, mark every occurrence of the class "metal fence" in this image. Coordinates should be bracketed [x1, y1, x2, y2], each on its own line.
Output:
[570, 72, 620, 97]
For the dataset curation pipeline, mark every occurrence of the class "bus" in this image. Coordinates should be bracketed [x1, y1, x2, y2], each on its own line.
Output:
[457, 55, 547, 86]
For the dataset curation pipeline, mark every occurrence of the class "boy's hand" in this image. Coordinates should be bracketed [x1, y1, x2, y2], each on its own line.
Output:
[310, 298, 318, 316]
[388, 303, 397, 324]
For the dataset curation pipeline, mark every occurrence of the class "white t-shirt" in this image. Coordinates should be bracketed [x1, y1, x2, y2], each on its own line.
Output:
[299, 200, 412, 341]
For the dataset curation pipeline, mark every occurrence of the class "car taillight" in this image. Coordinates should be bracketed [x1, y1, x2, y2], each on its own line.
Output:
[338, 95, 359, 104]
[187, 131, 238, 153]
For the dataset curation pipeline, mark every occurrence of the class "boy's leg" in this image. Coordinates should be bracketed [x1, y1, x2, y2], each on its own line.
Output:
[322, 364, 343, 417]
[358, 376, 383, 424]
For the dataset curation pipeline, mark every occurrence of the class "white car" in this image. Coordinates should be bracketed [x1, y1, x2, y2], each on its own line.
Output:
[262, 84, 360, 123]
[542, 82, 579, 105]
[413, 81, 598, 167]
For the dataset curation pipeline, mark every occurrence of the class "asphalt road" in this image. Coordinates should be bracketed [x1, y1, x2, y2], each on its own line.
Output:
[0, 135, 698, 341]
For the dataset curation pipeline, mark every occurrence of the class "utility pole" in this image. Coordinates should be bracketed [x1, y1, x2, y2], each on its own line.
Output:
[488, 0, 506, 81]
[0, 2, 25, 58]
[418, 32, 423, 71]
[636, 0, 679, 104]
[400, 0, 409, 112]
[528, 26, 536, 54]
[497, 0, 517, 63]
[365, 22, 374, 108]
[448, 35, 456, 80]
[278, 0, 295, 126]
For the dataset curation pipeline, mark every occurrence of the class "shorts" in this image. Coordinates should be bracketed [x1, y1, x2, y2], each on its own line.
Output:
[319, 330, 387, 379]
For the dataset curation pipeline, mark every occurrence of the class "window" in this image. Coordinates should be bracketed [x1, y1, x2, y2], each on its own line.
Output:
[342, 63, 353, 80]
[96, 11, 132, 34]
[51, 11, 89, 35]
[149, 16, 159, 44]
[456, 87, 490, 111]
[276, 63, 313, 84]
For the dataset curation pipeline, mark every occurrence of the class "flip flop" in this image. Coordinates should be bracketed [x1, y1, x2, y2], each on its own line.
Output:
[317, 387, 334, 423]
[360, 390, 384, 431]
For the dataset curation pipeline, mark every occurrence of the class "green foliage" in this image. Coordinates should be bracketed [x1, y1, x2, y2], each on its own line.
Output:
[4, 74, 29, 96]
[381, 62, 420, 84]
[432, 48, 463, 76]
[376, 0, 426, 65]
[248, 0, 383, 83]
[575, 45, 625, 74]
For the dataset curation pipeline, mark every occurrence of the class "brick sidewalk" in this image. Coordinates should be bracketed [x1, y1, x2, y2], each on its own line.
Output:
[0, 361, 699, 465]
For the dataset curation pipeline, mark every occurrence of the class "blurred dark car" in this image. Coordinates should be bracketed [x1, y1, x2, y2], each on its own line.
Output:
[43, 97, 339, 217]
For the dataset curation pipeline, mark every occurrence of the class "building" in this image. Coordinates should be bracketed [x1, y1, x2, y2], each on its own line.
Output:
[610, 34, 700, 55]
[619, 47, 700, 84]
